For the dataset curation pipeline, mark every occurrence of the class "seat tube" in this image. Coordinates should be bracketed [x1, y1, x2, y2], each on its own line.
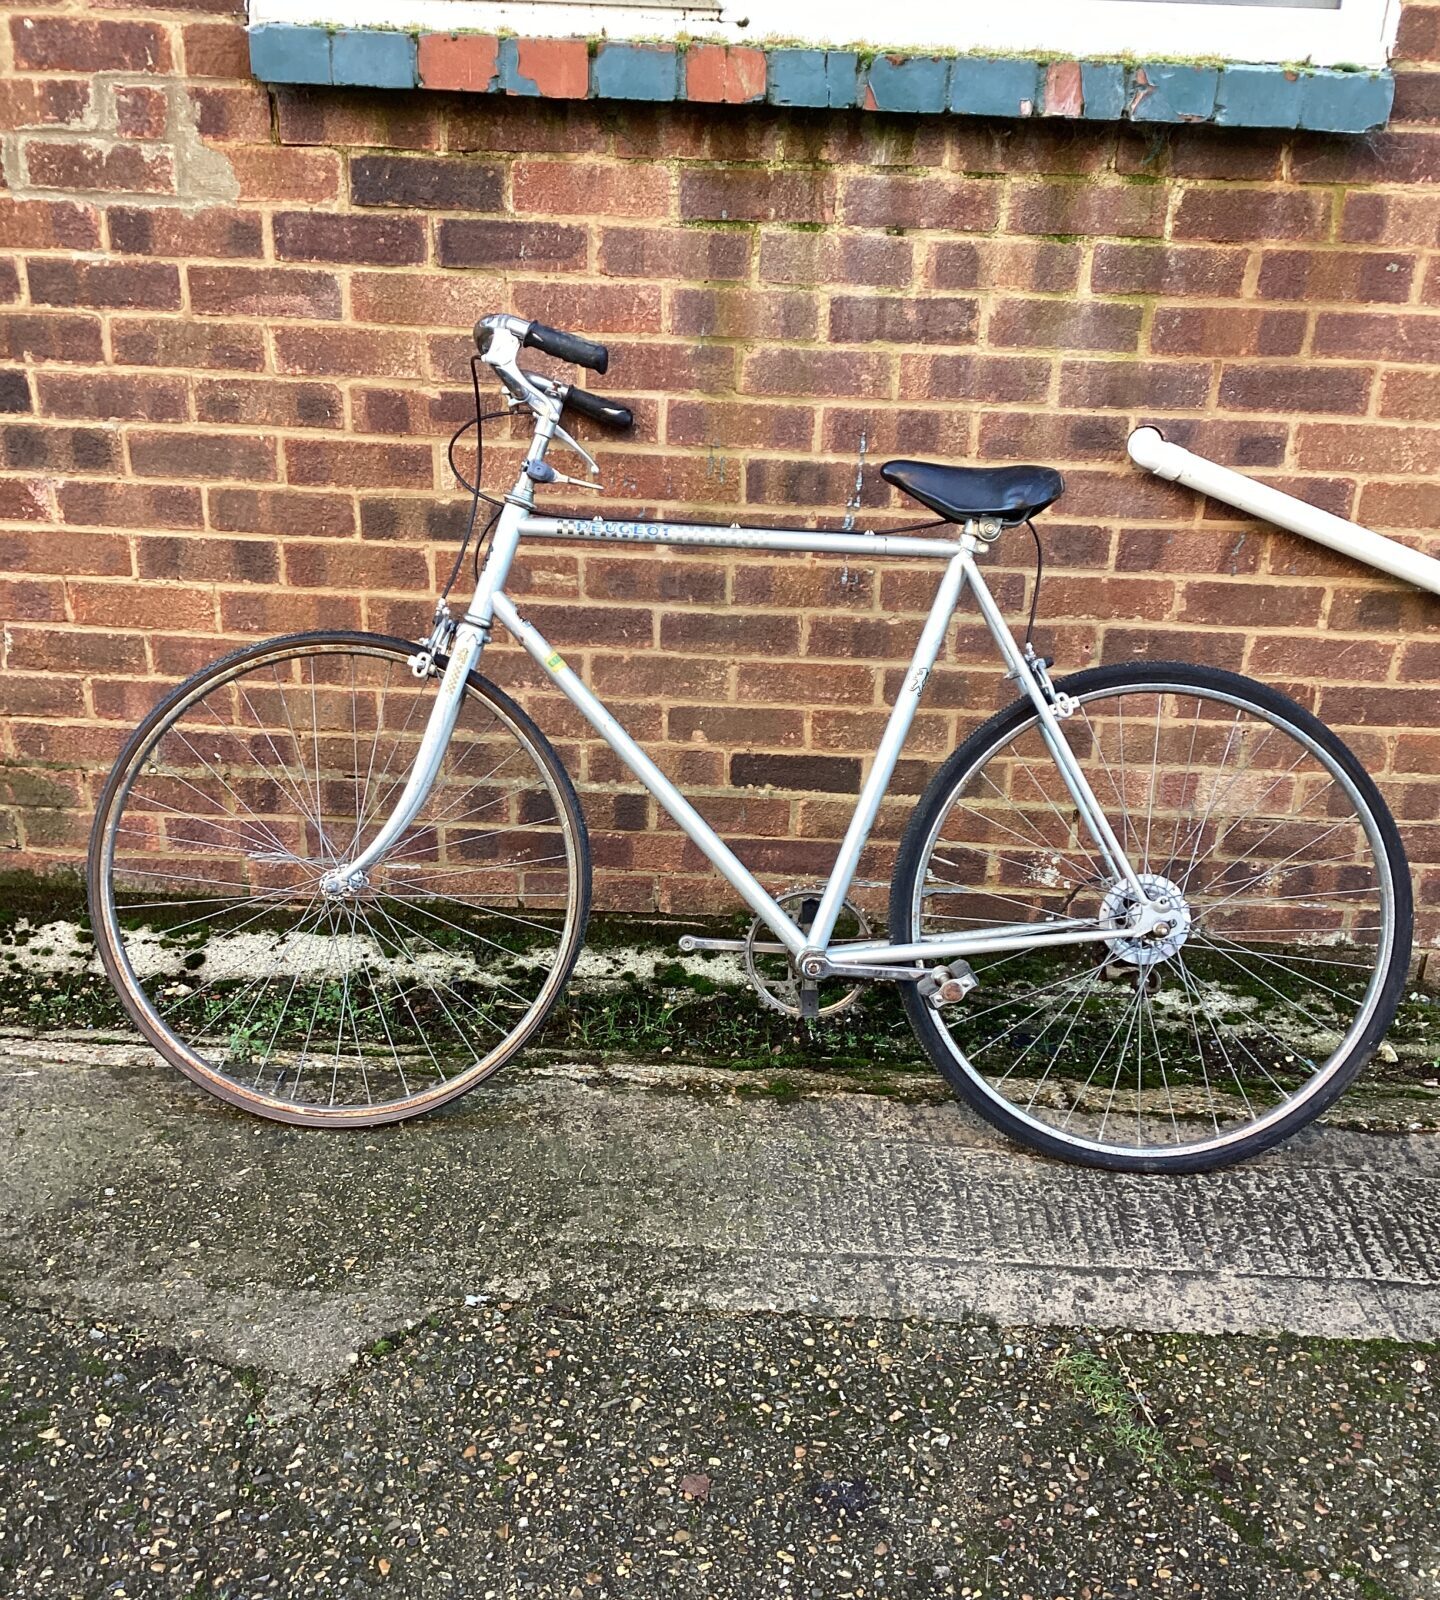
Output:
[805, 551, 970, 952]
[965, 553, 1147, 898]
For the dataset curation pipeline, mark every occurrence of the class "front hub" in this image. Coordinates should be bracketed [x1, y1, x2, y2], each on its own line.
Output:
[1100, 872, 1192, 967]
[320, 867, 369, 900]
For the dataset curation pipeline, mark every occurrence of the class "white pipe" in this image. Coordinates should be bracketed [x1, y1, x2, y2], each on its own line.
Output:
[1127, 426, 1440, 599]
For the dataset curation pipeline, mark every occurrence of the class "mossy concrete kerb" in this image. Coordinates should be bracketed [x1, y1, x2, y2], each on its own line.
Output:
[245, 26, 1395, 134]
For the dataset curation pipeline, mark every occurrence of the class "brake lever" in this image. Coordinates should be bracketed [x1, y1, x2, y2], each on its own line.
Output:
[551, 420, 600, 480]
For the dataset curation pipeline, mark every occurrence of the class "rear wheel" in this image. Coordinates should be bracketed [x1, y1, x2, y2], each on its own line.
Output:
[890, 662, 1410, 1172]
[88, 631, 590, 1127]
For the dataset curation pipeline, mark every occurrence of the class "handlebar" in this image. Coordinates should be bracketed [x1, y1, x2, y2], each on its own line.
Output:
[474, 314, 608, 376]
[562, 385, 632, 432]
[523, 321, 609, 375]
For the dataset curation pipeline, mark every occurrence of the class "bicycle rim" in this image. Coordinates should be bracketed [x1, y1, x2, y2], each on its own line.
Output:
[90, 633, 588, 1126]
[897, 666, 1405, 1167]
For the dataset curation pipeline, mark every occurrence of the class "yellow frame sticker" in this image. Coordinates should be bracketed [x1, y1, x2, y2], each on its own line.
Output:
[544, 649, 566, 674]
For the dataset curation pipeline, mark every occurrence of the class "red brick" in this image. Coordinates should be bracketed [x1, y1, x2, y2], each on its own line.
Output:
[1151, 307, 1306, 357]
[741, 347, 892, 401]
[667, 401, 812, 452]
[0, 77, 91, 132]
[601, 226, 750, 282]
[286, 439, 434, 490]
[274, 87, 443, 153]
[514, 161, 671, 219]
[1173, 189, 1330, 244]
[989, 299, 1142, 353]
[1009, 180, 1166, 239]
[584, 554, 724, 605]
[24, 139, 174, 195]
[436, 219, 586, 270]
[115, 84, 169, 140]
[275, 326, 427, 381]
[11, 17, 171, 73]
[350, 154, 504, 212]
[1378, 369, 1440, 421]
[35, 371, 187, 423]
[685, 45, 766, 104]
[1296, 423, 1440, 475]
[510, 281, 662, 337]
[189, 264, 342, 320]
[0, 575, 64, 616]
[71, 581, 216, 632]
[108, 204, 262, 259]
[27, 258, 180, 311]
[190, 83, 272, 144]
[136, 533, 279, 585]
[129, 429, 277, 482]
[1179, 580, 1324, 629]
[978, 411, 1130, 463]
[0, 479, 51, 522]
[227, 146, 341, 204]
[746, 457, 887, 512]
[820, 404, 966, 459]
[1259, 248, 1414, 304]
[194, 377, 342, 430]
[3, 422, 120, 474]
[1398, 3, 1440, 62]
[111, 317, 265, 372]
[208, 486, 355, 538]
[0, 197, 100, 251]
[1219, 365, 1372, 417]
[273, 212, 426, 266]
[59, 479, 203, 530]
[417, 31, 498, 92]
[1090, 242, 1247, 297]
[514, 37, 590, 98]
[283, 541, 427, 591]
[1292, 130, 1440, 187]
[902, 352, 1052, 405]
[842, 174, 1000, 231]
[1341, 191, 1440, 247]
[672, 287, 817, 342]
[182, 20, 249, 78]
[680, 169, 835, 225]
[932, 240, 1078, 294]
[1314, 310, 1440, 364]
[1058, 360, 1209, 411]
[829, 296, 977, 346]
[0, 313, 104, 365]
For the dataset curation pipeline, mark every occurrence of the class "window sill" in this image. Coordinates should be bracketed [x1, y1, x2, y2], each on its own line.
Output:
[247, 27, 1395, 135]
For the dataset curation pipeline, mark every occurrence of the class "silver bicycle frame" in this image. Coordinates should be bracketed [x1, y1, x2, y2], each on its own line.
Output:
[329, 320, 1158, 972]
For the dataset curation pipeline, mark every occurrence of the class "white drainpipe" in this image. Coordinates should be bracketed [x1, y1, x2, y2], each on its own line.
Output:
[1126, 426, 1440, 599]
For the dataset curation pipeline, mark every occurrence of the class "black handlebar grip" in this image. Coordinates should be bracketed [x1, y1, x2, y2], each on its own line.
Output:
[563, 385, 633, 432]
[523, 321, 609, 376]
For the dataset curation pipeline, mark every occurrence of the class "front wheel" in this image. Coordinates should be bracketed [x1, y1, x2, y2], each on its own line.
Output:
[88, 631, 590, 1127]
[890, 662, 1411, 1172]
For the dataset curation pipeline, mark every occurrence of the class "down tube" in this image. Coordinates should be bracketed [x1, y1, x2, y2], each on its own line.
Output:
[488, 592, 807, 956]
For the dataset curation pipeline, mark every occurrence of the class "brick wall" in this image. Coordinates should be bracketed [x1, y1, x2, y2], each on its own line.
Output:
[4, 2, 1440, 938]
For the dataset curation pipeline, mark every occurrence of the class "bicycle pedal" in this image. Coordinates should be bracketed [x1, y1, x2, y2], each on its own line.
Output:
[798, 981, 820, 1020]
[919, 961, 978, 1010]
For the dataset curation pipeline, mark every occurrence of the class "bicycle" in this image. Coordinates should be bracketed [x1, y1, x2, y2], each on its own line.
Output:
[87, 312, 1412, 1172]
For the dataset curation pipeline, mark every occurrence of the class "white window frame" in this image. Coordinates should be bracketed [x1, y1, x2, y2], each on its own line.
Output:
[249, 0, 1401, 71]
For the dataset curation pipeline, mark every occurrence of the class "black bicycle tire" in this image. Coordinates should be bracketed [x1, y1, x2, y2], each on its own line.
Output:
[87, 630, 592, 1128]
[888, 660, 1412, 1174]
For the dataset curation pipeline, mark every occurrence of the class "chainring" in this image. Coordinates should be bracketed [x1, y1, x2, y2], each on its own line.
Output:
[742, 887, 871, 1019]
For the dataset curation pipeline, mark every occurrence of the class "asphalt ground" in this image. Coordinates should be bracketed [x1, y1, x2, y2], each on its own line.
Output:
[1, 1038, 1436, 1600]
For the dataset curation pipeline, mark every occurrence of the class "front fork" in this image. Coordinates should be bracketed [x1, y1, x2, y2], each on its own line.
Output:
[318, 499, 527, 895]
